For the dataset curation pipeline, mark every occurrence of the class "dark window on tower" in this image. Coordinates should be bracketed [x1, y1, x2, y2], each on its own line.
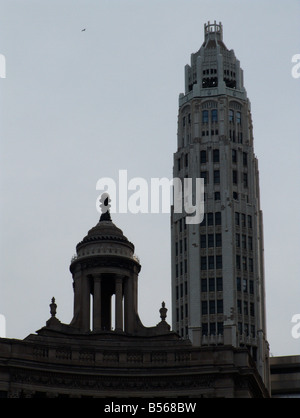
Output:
[248, 236, 253, 251]
[243, 173, 248, 188]
[211, 109, 218, 123]
[215, 212, 221, 225]
[202, 110, 209, 123]
[201, 256, 207, 270]
[215, 233, 222, 247]
[216, 277, 223, 291]
[202, 301, 208, 315]
[201, 171, 208, 184]
[217, 299, 223, 314]
[207, 212, 214, 226]
[229, 109, 234, 122]
[213, 149, 219, 162]
[248, 215, 252, 229]
[214, 170, 220, 184]
[235, 212, 240, 226]
[200, 234, 206, 248]
[210, 323, 216, 335]
[243, 278, 248, 292]
[209, 277, 215, 292]
[236, 233, 240, 247]
[185, 153, 189, 167]
[232, 170, 238, 184]
[214, 191, 221, 200]
[236, 277, 241, 291]
[242, 256, 247, 271]
[232, 149, 237, 163]
[236, 255, 241, 270]
[237, 111, 241, 124]
[249, 280, 254, 294]
[243, 152, 248, 166]
[177, 157, 181, 171]
[237, 299, 242, 314]
[216, 255, 222, 269]
[209, 300, 216, 314]
[241, 213, 246, 228]
[202, 323, 208, 336]
[208, 255, 214, 269]
[200, 150, 207, 163]
[208, 234, 214, 248]
[201, 278, 207, 292]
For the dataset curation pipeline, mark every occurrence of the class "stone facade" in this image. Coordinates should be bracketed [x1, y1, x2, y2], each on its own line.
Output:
[170, 21, 270, 390]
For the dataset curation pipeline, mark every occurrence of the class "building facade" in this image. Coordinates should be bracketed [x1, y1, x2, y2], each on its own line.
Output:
[171, 21, 270, 389]
[0, 204, 269, 398]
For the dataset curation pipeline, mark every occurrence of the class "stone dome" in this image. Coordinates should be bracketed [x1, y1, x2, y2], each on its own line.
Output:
[73, 214, 136, 262]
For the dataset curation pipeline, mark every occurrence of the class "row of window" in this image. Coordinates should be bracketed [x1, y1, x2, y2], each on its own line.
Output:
[236, 234, 253, 250]
[177, 149, 248, 170]
[200, 169, 248, 188]
[183, 109, 242, 126]
[236, 255, 254, 272]
[201, 299, 223, 315]
[200, 233, 222, 248]
[175, 260, 188, 277]
[200, 255, 223, 270]
[237, 277, 254, 294]
[202, 323, 256, 338]
[235, 212, 252, 228]
[175, 281, 188, 299]
[201, 277, 223, 292]
[176, 304, 189, 321]
[237, 300, 255, 317]
[200, 212, 222, 226]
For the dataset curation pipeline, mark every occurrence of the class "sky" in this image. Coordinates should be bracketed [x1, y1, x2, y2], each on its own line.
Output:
[0, 0, 299, 357]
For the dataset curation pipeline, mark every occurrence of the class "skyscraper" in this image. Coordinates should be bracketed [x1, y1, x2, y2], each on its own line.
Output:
[171, 21, 270, 387]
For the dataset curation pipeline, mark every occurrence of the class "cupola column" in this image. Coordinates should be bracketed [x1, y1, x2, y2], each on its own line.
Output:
[115, 277, 123, 331]
[93, 275, 102, 331]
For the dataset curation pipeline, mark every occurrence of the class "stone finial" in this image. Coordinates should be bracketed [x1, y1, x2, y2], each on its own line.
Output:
[159, 301, 167, 322]
[99, 193, 112, 222]
[50, 297, 57, 318]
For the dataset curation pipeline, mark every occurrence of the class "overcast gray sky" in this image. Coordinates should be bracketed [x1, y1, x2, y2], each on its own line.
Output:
[0, 0, 299, 356]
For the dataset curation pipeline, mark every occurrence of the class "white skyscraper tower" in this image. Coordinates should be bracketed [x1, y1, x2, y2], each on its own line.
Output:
[171, 21, 270, 387]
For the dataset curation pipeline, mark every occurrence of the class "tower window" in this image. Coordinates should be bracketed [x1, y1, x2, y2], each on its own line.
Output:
[200, 150, 207, 163]
[236, 277, 241, 291]
[202, 301, 208, 315]
[215, 233, 222, 247]
[216, 277, 223, 291]
[209, 277, 215, 291]
[236, 233, 240, 247]
[201, 171, 208, 184]
[201, 256, 207, 270]
[211, 109, 218, 123]
[209, 300, 215, 314]
[215, 212, 221, 225]
[213, 149, 220, 162]
[207, 212, 214, 226]
[200, 234, 206, 248]
[214, 191, 220, 200]
[235, 212, 240, 226]
[216, 255, 222, 269]
[243, 152, 248, 166]
[232, 170, 238, 184]
[247, 215, 252, 229]
[185, 153, 188, 167]
[232, 149, 237, 163]
[202, 323, 208, 336]
[208, 234, 214, 248]
[237, 111, 241, 124]
[201, 278, 207, 292]
[243, 173, 248, 188]
[202, 110, 209, 123]
[217, 299, 223, 314]
[208, 255, 214, 269]
[214, 170, 220, 184]
[229, 109, 234, 122]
